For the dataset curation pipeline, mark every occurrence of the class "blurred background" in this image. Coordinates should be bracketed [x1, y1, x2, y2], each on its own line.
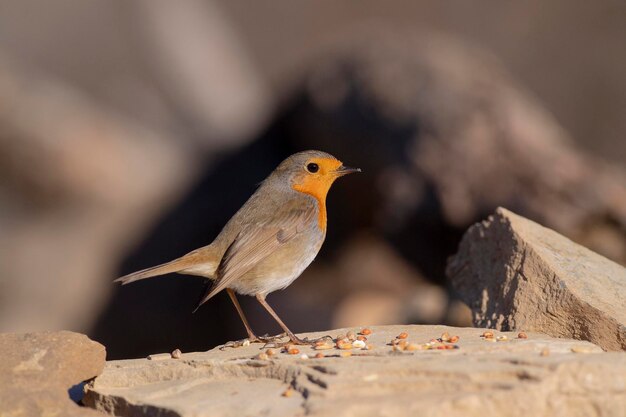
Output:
[1, 0, 625, 360]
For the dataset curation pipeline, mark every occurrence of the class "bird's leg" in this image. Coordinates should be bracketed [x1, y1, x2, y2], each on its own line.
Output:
[221, 289, 287, 349]
[255, 294, 332, 346]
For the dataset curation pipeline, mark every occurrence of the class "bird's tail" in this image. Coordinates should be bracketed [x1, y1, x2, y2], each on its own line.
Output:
[114, 258, 193, 285]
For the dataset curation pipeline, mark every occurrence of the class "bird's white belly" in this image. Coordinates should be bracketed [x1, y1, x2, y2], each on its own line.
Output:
[231, 246, 320, 296]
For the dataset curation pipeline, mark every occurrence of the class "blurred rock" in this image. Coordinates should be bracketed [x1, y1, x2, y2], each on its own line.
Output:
[293, 32, 626, 265]
[0, 330, 105, 417]
[93, 31, 625, 358]
[84, 324, 625, 417]
[448, 208, 626, 351]
[0, 53, 193, 332]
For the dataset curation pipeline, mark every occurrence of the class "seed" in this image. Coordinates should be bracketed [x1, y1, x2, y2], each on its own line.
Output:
[340, 343, 352, 350]
[282, 387, 294, 397]
[485, 337, 496, 342]
[540, 347, 550, 357]
[256, 353, 269, 360]
[397, 332, 408, 339]
[360, 328, 372, 336]
[571, 346, 594, 354]
[288, 348, 300, 355]
[314, 340, 327, 347]
[449, 336, 459, 343]
[393, 340, 408, 351]
[335, 334, 346, 341]
[440, 332, 451, 342]
[346, 330, 357, 341]
[266, 348, 276, 356]
[482, 331, 494, 339]
[242, 339, 251, 347]
[517, 332, 528, 339]
[496, 335, 508, 342]
[314, 343, 333, 350]
[147, 353, 172, 361]
[406, 343, 423, 351]
[300, 354, 309, 359]
[314, 353, 325, 359]
[171, 349, 182, 359]
[356, 335, 368, 342]
[340, 351, 352, 358]
[352, 340, 366, 349]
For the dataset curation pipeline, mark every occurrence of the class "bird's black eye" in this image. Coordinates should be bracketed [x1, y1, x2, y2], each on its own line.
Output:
[306, 162, 319, 173]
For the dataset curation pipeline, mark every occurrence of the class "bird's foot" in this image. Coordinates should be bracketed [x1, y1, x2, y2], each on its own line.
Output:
[220, 333, 288, 350]
[263, 334, 334, 348]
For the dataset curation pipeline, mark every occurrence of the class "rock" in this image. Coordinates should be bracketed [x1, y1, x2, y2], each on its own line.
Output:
[83, 325, 625, 417]
[0, 331, 106, 417]
[448, 207, 626, 351]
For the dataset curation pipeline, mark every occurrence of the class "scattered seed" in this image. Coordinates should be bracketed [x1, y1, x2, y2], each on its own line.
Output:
[340, 351, 352, 358]
[147, 353, 171, 361]
[393, 340, 409, 351]
[266, 348, 276, 356]
[335, 334, 346, 341]
[540, 347, 550, 357]
[482, 331, 494, 339]
[517, 332, 528, 339]
[171, 349, 182, 359]
[484, 338, 496, 343]
[242, 340, 251, 347]
[336, 339, 350, 349]
[314, 353, 325, 359]
[397, 332, 408, 339]
[314, 343, 333, 350]
[441, 332, 451, 342]
[449, 336, 459, 343]
[406, 343, 423, 351]
[300, 354, 309, 359]
[571, 346, 594, 354]
[288, 348, 300, 355]
[340, 343, 353, 350]
[356, 335, 368, 342]
[256, 353, 269, 360]
[360, 328, 372, 336]
[282, 387, 294, 397]
[346, 330, 357, 341]
[352, 340, 366, 349]
[496, 335, 508, 342]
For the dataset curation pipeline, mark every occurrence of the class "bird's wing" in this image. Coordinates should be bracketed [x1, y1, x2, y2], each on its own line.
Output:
[193, 204, 316, 311]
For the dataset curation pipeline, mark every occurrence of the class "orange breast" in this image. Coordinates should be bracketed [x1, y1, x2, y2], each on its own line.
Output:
[291, 157, 343, 232]
[292, 179, 328, 231]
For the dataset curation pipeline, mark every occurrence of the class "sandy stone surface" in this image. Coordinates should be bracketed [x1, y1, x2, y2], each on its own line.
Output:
[83, 325, 625, 417]
[448, 208, 626, 351]
[0, 330, 106, 417]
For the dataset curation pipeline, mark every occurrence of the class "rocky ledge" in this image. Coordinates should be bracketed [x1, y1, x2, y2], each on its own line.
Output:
[84, 325, 626, 417]
[0, 331, 106, 417]
[448, 207, 626, 351]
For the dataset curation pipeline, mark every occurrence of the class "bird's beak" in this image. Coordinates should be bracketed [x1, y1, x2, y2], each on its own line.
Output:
[335, 165, 362, 176]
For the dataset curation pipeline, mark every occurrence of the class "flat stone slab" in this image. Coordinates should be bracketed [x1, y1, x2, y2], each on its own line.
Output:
[84, 325, 626, 417]
[0, 330, 106, 417]
[448, 207, 626, 351]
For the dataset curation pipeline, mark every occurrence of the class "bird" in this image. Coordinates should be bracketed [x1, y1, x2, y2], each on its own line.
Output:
[115, 150, 360, 346]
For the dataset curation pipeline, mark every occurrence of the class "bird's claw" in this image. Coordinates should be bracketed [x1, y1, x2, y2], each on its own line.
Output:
[220, 333, 289, 350]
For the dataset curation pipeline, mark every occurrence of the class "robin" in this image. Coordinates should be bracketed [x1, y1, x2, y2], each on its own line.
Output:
[115, 150, 360, 345]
